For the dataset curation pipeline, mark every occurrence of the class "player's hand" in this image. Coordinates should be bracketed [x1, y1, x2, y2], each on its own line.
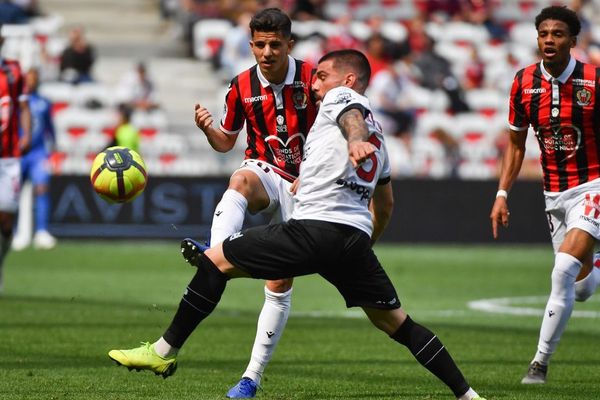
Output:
[349, 141, 376, 168]
[19, 135, 31, 154]
[194, 104, 214, 133]
[490, 196, 510, 239]
[290, 178, 300, 195]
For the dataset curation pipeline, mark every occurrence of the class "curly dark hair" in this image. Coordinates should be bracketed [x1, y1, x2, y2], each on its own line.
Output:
[249, 8, 292, 39]
[535, 5, 581, 36]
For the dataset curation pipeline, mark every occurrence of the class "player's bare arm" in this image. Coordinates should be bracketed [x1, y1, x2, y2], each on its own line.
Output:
[19, 99, 32, 153]
[194, 103, 237, 152]
[338, 108, 376, 167]
[369, 181, 394, 245]
[490, 129, 527, 239]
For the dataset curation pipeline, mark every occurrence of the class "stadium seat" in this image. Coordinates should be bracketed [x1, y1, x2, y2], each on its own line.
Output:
[74, 82, 115, 108]
[38, 81, 74, 114]
[192, 19, 232, 61]
[465, 89, 504, 116]
[441, 22, 490, 46]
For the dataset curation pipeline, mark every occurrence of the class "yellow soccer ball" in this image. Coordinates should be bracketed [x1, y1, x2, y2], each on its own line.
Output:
[90, 146, 147, 203]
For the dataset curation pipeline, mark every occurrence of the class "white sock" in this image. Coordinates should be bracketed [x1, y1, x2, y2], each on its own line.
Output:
[533, 252, 581, 364]
[242, 287, 293, 384]
[457, 387, 479, 400]
[574, 265, 600, 301]
[210, 189, 248, 246]
[154, 336, 179, 358]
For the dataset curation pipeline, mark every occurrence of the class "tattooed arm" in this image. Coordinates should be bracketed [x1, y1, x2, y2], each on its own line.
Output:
[338, 108, 375, 168]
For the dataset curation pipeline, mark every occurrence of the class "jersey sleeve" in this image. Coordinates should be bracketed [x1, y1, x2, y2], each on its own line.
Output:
[378, 138, 392, 184]
[508, 71, 529, 131]
[321, 86, 370, 125]
[219, 81, 244, 134]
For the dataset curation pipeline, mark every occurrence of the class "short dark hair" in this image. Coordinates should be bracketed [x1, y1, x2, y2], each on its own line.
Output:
[535, 5, 581, 36]
[318, 49, 371, 92]
[249, 8, 292, 39]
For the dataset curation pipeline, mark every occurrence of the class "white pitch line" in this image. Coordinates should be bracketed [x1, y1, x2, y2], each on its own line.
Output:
[468, 296, 600, 318]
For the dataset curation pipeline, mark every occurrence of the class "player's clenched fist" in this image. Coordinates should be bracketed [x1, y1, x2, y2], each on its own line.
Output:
[194, 104, 214, 132]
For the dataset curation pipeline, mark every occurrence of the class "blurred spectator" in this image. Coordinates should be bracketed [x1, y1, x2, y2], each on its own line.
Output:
[368, 62, 415, 140]
[0, 1, 29, 24]
[412, 35, 470, 113]
[59, 26, 95, 84]
[10, 0, 39, 18]
[484, 50, 521, 95]
[218, 12, 253, 82]
[291, 0, 326, 21]
[463, 46, 485, 90]
[12, 68, 57, 251]
[364, 33, 391, 80]
[116, 61, 160, 111]
[110, 104, 140, 153]
[324, 14, 362, 53]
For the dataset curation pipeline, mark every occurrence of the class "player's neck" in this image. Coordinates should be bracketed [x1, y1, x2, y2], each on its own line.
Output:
[263, 67, 288, 86]
[544, 58, 570, 80]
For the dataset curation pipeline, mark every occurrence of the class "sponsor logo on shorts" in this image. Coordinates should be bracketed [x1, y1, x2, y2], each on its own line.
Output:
[376, 297, 398, 306]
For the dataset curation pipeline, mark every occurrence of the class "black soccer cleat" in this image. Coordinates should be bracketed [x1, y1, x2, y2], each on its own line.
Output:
[181, 238, 209, 267]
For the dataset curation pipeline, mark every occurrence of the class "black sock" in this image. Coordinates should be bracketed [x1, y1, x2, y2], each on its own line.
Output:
[163, 254, 228, 348]
[390, 315, 470, 398]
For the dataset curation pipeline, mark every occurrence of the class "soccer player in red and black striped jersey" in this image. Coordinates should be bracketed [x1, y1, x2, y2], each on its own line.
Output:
[0, 27, 31, 293]
[154, 8, 317, 397]
[490, 5, 600, 384]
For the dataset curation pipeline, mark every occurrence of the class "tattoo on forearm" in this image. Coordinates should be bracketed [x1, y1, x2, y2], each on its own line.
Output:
[339, 109, 368, 143]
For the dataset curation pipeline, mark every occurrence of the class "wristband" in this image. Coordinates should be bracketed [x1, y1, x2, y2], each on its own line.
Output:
[496, 189, 508, 199]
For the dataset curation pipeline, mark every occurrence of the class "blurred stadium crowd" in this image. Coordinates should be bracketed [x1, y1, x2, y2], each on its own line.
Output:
[2, 0, 600, 179]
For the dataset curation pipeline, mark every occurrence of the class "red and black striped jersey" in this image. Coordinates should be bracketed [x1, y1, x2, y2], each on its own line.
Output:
[509, 57, 600, 192]
[220, 56, 317, 182]
[0, 58, 27, 158]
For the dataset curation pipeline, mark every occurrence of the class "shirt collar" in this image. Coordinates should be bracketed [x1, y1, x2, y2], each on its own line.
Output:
[256, 55, 296, 88]
[540, 56, 576, 83]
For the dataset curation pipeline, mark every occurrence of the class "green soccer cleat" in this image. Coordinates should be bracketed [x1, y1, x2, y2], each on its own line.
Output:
[108, 342, 177, 378]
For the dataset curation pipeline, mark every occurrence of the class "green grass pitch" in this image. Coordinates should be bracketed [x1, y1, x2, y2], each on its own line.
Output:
[1, 242, 599, 399]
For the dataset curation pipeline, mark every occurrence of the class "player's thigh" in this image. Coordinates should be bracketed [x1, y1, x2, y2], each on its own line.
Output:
[233, 160, 288, 215]
[222, 220, 319, 280]
[320, 229, 400, 310]
[560, 181, 600, 259]
[545, 193, 567, 254]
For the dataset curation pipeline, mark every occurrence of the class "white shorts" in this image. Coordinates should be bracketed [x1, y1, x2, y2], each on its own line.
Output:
[544, 178, 600, 253]
[0, 157, 21, 212]
[236, 159, 294, 223]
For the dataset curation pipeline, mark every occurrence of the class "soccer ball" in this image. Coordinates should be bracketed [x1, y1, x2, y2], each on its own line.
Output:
[90, 146, 147, 203]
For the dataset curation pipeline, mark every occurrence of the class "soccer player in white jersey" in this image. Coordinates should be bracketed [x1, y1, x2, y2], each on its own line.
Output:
[108, 49, 486, 400]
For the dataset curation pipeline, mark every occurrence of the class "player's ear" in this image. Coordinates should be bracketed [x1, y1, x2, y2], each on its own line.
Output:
[287, 39, 295, 52]
[344, 72, 356, 88]
[570, 36, 577, 49]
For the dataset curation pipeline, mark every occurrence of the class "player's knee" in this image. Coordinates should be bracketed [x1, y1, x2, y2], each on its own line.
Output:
[228, 174, 251, 194]
[265, 278, 293, 293]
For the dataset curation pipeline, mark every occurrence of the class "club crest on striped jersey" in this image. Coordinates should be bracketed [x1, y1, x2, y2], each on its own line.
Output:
[292, 91, 308, 109]
[576, 88, 592, 106]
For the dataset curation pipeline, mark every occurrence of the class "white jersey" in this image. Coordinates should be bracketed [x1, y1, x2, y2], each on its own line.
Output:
[292, 86, 391, 237]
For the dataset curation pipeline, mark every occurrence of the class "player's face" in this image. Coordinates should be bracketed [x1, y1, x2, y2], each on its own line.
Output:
[250, 31, 293, 84]
[537, 19, 575, 68]
[312, 59, 349, 101]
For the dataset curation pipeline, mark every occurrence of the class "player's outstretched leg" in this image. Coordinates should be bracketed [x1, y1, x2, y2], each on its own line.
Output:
[181, 238, 209, 266]
[108, 342, 177, 378]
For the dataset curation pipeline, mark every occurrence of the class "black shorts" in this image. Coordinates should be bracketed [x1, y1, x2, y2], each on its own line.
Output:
[222, 219, 401, 310]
